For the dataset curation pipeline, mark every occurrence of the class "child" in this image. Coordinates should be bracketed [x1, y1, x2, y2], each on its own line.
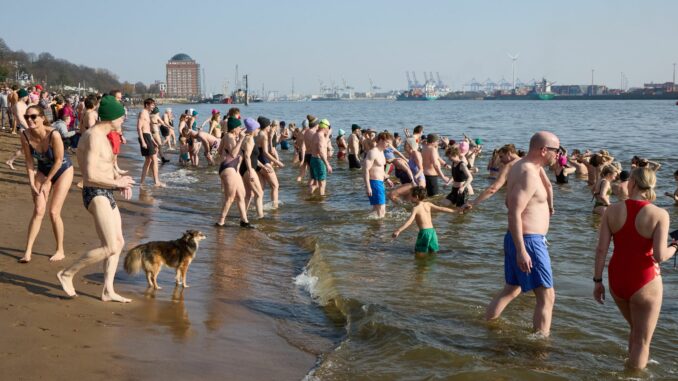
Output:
[179, 136, 190, 166]
[392, 186, 458, 257]
[665, 169, 678, 204]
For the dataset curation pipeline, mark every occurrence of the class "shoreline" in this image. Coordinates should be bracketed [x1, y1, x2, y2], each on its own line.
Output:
[0, 131, 316, 380]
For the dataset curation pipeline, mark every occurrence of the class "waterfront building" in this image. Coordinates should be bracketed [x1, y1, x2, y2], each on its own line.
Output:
[166, 53, 201, 99]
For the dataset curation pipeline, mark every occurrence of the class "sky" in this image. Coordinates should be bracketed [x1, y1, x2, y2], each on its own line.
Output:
[1, 0, 677, 95]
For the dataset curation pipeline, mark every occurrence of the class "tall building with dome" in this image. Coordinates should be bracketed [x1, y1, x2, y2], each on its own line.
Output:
[166, 53, 201, 98]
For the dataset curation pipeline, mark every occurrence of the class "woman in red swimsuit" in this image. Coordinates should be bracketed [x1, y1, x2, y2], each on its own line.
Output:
[593, 167, 677, 370]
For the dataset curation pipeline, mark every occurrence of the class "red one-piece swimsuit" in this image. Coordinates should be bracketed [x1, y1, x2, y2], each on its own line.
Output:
[608, 199, 660, 300]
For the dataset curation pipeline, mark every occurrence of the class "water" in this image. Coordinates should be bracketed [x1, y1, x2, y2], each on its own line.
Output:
[119, 100, 678, 380]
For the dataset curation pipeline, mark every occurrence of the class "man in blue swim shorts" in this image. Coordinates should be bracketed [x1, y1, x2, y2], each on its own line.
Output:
[364, 131, 392, 218]
[485, 131, 559, 337]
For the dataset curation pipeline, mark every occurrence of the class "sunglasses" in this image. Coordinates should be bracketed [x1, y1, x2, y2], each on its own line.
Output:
[24, 114, 41, 121]
[543, 146, 559, 152]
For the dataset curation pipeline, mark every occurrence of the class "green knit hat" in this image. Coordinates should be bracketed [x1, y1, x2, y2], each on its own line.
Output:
[227, 117, 242, 131]
[98, 95, 125, 121]
[17, 88, 29, 98]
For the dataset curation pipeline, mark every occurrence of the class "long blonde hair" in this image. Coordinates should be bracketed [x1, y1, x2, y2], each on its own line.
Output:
[630, 167, 656, 201]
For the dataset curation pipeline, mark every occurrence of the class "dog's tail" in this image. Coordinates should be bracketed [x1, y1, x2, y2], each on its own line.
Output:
[124, 245, 145, 274]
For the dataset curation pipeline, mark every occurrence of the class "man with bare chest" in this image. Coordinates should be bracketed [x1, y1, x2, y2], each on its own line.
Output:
[485, 131, 560, 336]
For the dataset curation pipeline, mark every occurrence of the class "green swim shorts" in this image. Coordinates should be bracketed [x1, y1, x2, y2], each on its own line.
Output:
[310, 156, 327, 181]
[415, 228, 439, 254]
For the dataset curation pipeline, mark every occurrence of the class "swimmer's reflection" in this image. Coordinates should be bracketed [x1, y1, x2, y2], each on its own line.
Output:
[138, 187, 156, 204]
[414, 254, 437, 284]
[141, 286, 192, 341]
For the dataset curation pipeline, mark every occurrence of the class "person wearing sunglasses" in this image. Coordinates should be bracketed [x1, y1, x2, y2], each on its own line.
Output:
[17, 105, 74, 263]
[485, 131, 560, 337]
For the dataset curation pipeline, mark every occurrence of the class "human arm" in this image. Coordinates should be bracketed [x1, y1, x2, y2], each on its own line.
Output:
[599, 180, 611, 206]
[433, 153, 450, 182]
[467, 163, 510, 208]
[320, 136, 332, 174]
[460, 163, 474, 193]
[200, 119, 210, 131]
[364, 154, 374, 196]
[392, 209, 417, 238]
[41, 132, 66, 186]
[429, 203, 458, 214]
[648, 160, 661, 172]
[19, 133, 39, 196]
[539, 167, 554, 214]
[136, 113, 146, 148]
[652, 209, 678, 263]
[262, 133, 283, 167]
[665, 188, 678, 201]
[593, 208, 612, 304]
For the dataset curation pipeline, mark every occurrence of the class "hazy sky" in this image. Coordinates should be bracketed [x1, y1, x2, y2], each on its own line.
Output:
[2, 0, 677, 94]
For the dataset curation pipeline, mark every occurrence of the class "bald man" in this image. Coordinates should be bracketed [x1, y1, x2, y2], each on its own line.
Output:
[485, 131, 559, 337]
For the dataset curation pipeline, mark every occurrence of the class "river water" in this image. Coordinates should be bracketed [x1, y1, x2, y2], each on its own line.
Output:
[117, 100, 678, 380]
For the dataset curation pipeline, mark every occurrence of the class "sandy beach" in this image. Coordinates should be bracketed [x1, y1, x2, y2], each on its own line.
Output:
[0, 132, 315, 380]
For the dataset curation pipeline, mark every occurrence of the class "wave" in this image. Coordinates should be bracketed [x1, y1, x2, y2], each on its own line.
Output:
[162, 169, 200, 185]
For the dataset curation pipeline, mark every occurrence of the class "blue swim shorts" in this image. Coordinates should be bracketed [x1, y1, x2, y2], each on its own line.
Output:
[504, 231, 553, 292]
[368, 179, 386, 205]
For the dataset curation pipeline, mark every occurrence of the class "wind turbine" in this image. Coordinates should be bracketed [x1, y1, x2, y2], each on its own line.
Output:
[508, 53, 519, 92]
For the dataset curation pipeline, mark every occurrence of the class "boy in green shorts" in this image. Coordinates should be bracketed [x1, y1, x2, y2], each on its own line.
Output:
[392, 186, 458, 257]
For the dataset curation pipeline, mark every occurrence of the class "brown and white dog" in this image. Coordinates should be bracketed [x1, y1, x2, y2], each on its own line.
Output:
[124, 230, 206, 289]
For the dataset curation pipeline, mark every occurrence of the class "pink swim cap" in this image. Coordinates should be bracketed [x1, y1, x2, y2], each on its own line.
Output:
[459, 140, 469, 155]
[558, 155, 568, 166]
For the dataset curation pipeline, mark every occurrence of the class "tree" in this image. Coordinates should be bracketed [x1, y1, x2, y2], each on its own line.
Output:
[134, 81, 147, 95]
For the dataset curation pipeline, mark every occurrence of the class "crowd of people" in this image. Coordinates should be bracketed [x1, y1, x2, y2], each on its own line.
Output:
[2, 83, 678, 371]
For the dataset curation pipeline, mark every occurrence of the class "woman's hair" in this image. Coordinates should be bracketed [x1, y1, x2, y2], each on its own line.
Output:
[26, 105, 51, 127]
[179, 114, 187, 122]
[445, 145, 460, 158]
[630, 167, 656, 201]
[227, 107, 240, 118]
[601, 164, 617, 178]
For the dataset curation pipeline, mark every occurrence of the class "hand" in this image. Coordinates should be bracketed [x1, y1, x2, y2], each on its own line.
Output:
[38, 181, 52, 196]
[265, 166, 272, 173]
[549, 206, 555, 216]
[277, 161, 285, 168]
[30, 184, 40, 197]
[116, 176, 135, 189]
[593, 282, 605, 304]
[121, 135, 127, 144]
[385, 179, 394, 188]
[327, 164, 333, 174]
[392, 230, 400, 239]
[366, 187, 372, 197]
[120, 186, 133, 200]
[461, 203, 473, 212]
[517, 251, 532, 273]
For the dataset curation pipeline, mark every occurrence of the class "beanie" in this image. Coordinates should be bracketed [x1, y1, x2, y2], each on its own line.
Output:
[244, 118, 260, 133]
[98, 95, 126, 121]
[257, 116, 271, 128]
[227, 117, 242, 132]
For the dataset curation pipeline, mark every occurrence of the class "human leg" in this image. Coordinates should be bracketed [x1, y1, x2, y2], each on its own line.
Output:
[217, 171, 237, 225]
[151, 154, 165, 187]
[100, 205, 129, 302]
[140, 157, 151, 185]
[249, 172, 264, 218]
[20, 176, 49, 262]
[5, 149, 22, 170]
[48, 168, 74, 261]
[264, 168, 280, 208]
[626, 277, 662, 369]
[485, 283, 522, 320]
[532, 286, 555, 336]
[57, 197, 124, 299]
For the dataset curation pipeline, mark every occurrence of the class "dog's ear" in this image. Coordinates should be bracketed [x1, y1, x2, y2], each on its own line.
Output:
[182, 231, 193, 242]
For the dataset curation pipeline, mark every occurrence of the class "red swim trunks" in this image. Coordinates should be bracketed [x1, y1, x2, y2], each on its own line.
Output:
[107, 131, 122, 154]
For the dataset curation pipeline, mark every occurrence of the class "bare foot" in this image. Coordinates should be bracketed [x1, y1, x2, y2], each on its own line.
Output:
[154, 182, 166, 188]
[57, 270, 77, 297]
[101, 290, 132, 303]
[5, 160, 15, 170]
[18, 255, 31, 263]
[49, 251, 65, 262]
[76, 181, 83, 189]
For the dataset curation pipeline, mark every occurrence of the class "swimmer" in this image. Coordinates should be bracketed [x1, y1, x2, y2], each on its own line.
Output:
[664, 169, 678, 204]
[392, 186, 457, 258]
[421, 134, 450, 197]
[364, 131, 392, 218]
[137, 98, 165, 187]
[592, 165, 619, 215]
[309, 119, 333, 196]
[347, 124, 362, 169]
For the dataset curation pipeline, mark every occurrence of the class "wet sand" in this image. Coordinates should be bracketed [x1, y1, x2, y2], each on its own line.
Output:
[0, 132, 315, 380]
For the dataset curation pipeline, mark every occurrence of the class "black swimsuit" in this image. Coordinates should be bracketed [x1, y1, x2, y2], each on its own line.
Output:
[24, 130, 72, 183]
[555, 168, 568, 184]
[239, 142, 260, 176]
[446, 161, 469, 207]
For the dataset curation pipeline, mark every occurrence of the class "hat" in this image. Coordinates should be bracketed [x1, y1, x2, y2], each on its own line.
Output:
[338, 129, 345, 136]
[257, 116, 271, 128]
[427, 134, 439, 143]
[17, 88, 29, 98]
[558, 155, 568, 167]
[192, 110, 198, 116]
[280, 121, 286, 127]
[307, 114, 318, 127]
[212, 109, 220, 115]
[244, 118, 260, 133]
[406, 137, 418, 149]
[475, 138, 483, 146]
[384, 147, 395, 160]
[151, 107, 160, 114]
[302, 119, 309, 128]
[619, 170, 630, 181]
[35, 84, 43, 91]
[166, 108, 172, 113]
[351, 123, 361, 131]
[227, 117, 242, 131]
[318, 119, 330, 129]
[459, 140, 470, 155]
[98, 95, 126, 121]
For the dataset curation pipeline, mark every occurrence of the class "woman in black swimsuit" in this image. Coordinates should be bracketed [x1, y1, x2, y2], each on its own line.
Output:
[443, 145, 473, 208]
[256, 117, 285, 209]
[18, 105, 74, 263]
[216, 117, 252, 227]
[240, 118, 265, 218]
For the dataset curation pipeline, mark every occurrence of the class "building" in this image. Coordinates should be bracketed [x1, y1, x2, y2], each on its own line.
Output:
[166, 53, 201, 98]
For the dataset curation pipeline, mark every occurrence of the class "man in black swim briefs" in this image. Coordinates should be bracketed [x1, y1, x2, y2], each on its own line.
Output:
[421, 134, 449, 197]
[58, 95, 135, 303]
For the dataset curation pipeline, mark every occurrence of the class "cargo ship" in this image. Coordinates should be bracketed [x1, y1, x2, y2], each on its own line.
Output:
[396, 71, 447, 101]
